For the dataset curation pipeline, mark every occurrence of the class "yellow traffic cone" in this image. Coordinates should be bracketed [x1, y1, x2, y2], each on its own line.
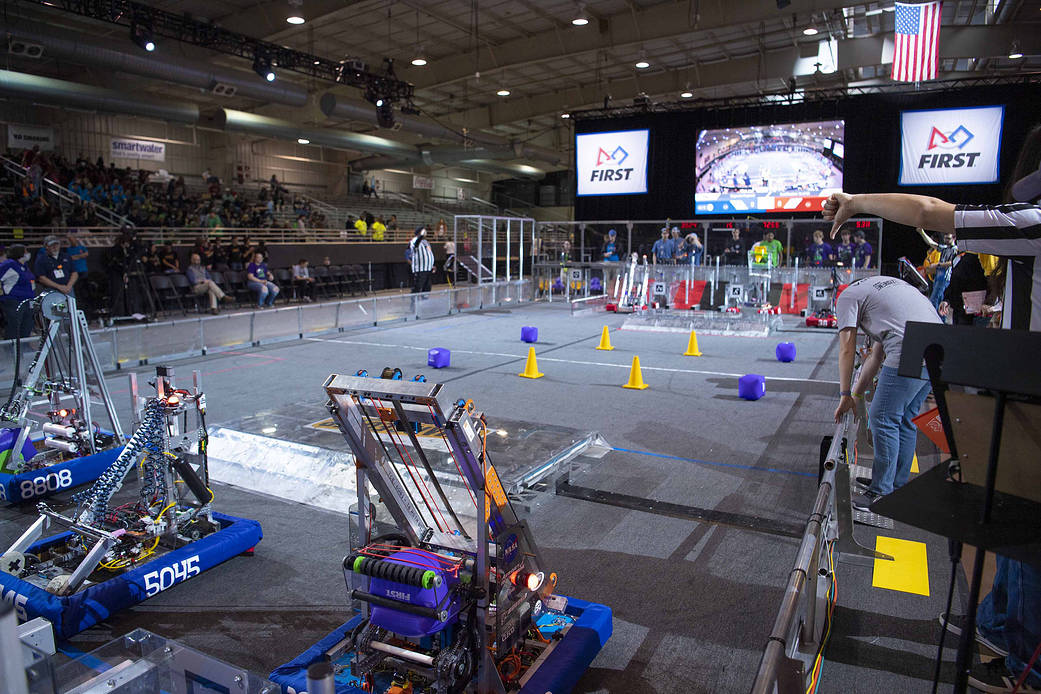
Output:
[622, 356, 649, 390]
[518, 346, 544, 379]
[595, 326, 614, 351]
[683, 329, 703, 357]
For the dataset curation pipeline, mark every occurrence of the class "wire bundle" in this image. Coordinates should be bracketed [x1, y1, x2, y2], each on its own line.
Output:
[72, 399, 166, 526]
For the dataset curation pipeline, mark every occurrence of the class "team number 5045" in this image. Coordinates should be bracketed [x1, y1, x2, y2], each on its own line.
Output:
[143, 555, 200, 597]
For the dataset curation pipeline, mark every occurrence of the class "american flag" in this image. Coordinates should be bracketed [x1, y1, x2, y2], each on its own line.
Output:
[892, 1, 942, 82]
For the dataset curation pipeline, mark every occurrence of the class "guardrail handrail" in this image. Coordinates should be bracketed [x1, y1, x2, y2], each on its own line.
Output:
[1, 156, 132, 228]
[748, 412, 852, 694]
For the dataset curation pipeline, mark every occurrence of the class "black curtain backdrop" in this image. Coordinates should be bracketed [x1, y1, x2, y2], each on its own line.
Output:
[573, 83, 1039, 266]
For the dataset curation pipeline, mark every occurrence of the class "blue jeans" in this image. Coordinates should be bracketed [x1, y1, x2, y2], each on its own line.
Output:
[867, 365, 932, 496]
[978, 556, 1041, 686]
[247, 280, 279, 306]
[930, 270, 950, 315]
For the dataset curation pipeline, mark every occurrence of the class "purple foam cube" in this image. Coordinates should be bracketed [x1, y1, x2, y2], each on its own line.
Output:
[775, 342, 796, 363]
[427, 348, 450, 369]
[521, 326, 538, 343]
[590, 277, 603, 291]
[738, 374, 766, 401]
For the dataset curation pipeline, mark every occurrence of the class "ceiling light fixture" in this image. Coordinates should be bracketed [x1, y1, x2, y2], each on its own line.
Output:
[411, 13, 428, 66]
[497, 88, 511, 96]
[297, 137, 310, 144]
[1008, 40, 1024, 59]
[286, 0, 305, 24]
[411, 55, 428, 66]
[680, 90, 694, 98]
[635, 59, 650, 69]
[572, 4, 590, 25]
[561, 112, 571, 119]
[803, 26, 819, 36]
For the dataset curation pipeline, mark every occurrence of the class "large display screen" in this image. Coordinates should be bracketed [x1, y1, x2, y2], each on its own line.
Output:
[899, 105, 1003, 186]
[694, 120, 844, 214]
[575, 129, 649, 196]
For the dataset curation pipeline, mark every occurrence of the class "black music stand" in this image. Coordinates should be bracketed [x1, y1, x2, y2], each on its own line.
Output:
[871, 322, 1041, 692]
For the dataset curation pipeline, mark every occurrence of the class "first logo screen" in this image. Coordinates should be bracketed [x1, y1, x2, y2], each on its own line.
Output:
[576, 129, 649, 196]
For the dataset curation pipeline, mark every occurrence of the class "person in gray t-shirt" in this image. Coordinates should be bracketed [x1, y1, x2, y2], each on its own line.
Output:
[833, 276, 940, 509]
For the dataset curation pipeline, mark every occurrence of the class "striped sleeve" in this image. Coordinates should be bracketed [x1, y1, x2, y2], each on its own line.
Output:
[954, 204, 1041, 255]
[0, 267, 17, 296]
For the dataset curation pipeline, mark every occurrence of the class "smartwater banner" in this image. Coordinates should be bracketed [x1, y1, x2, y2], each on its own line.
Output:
[576, 129, 649, 196]
[900, 106, 1003, 186]
[111, 138, 165, 162]
[8, 124, 55, 150]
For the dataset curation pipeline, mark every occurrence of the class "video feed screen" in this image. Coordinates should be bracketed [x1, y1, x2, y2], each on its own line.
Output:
[694, 120, 844, 214]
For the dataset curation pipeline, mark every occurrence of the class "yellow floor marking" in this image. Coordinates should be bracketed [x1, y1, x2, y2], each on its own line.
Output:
[911, 454, 919, 473]
[873, 536, 930, 596]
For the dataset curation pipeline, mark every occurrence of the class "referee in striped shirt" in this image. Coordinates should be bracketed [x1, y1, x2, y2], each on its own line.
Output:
[410, 226, 435, 294]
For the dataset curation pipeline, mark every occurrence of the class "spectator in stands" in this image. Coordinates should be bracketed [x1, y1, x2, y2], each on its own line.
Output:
[246, 251, 279, 307]
[388, 214, 399, 232]
[34, 235, 77, 297]
[255, 240, 270, 261]
[652, 229, 674, 266]
[142, 243, 162, 275]
[186, 252, 226, 314]
[371, 216, 387, 241]
[160, 242, 180, 274]
[354, 215, 368, 237]
[852, 230, 873, 268]
[409, 227, 435, 294]
[723, 228, 746, 265]
[0, 244, 35, 338]
[105, 234, 136, 317]
[365, 211, 375, 227]
[361, 180, 372, 198]
[917, 227, 957, 315]
[291, 258, 316, 302]
[322, 256, 332, 267]
[66, 233, 89, 276]
[372, 179, 381, 199]
[602, 229, 620, 262]
[436, 218, 448, 239]
[443, 238, 456, 283]
[805, 230, 834, 268]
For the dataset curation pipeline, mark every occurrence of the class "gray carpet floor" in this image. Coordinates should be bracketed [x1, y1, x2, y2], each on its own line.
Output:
[0, 304, 965, 692]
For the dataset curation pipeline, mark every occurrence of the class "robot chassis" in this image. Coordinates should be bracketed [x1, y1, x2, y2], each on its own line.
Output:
[319, 373, 597, 694]
[0, 366, 217, 598]
[0, 293, 124, 499]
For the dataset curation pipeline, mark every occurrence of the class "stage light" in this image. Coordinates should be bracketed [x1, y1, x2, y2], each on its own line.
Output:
[297, 138, 310, 144]
[496, 88, 510, 96]
[131, 23, 156, 52]
[253, 53, 276, 81]
[803, 26, 819, 36]
[376, 101, 395, 128]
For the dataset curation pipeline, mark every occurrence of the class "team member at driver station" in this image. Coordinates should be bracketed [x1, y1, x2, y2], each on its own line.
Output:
[806, 230, 834, 268]
[34, 235, 77, 297]
[835, 228, 855, 267]
[823, 124, 1041, 690]
[750, 229, 783, 267]
[670, 227, 685, 261]
[602, 229, 620, 261]
[852, 229, 873, 268]
[723, 228, 746, 265]
[651, 228, 674, 265]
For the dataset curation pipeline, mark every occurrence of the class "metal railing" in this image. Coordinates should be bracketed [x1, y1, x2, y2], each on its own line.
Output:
[749, 414, 849, 694]
[0, 280, 532, 382]
[0, 226, 433, 245]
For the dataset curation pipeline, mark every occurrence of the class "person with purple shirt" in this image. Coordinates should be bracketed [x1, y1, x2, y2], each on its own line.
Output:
[835, 229, 855, 267]
[805, 229, 834, 267]
[0, 243, 35, 338]
[852, 230, 873, 268]
[245, 251, 279, 308]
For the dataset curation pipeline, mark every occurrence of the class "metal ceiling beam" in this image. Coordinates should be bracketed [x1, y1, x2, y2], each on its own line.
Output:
[447, 24, 1041, 129]
[400, 0, 859, 89]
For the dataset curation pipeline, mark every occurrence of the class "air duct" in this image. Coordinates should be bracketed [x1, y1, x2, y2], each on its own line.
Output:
[320, 93, 566, 167]
[0, 69, 199, 124]
[4, 23, 308, 107]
